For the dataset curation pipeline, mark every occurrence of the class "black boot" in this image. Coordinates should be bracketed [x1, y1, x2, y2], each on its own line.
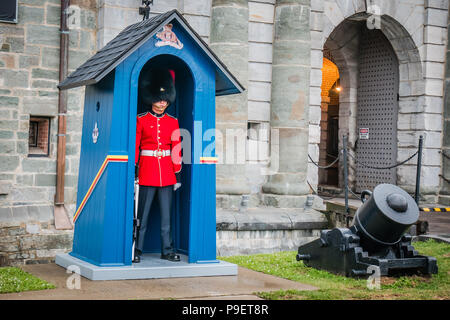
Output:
[133, 249, 142, 263]
[161, 253, 180, 262]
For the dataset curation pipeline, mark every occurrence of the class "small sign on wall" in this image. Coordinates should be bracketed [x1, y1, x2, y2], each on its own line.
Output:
[359, 128, 369, 140]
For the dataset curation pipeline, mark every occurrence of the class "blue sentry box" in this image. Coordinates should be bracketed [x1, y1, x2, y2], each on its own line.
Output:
[57, 10, 243, 276]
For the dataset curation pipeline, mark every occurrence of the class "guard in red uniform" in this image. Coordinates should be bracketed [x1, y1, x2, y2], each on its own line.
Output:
[134, 68, 182, 263]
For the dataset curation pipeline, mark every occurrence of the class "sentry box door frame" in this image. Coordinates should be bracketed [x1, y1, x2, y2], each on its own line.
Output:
[60, 10, 244, 268]
[124, 28, 218, 265]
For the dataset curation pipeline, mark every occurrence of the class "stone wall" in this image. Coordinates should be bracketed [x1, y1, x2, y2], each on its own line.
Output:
[309, 0, 448, 202]
[0, 0, 97, 266]
[440, 0, 450, 204]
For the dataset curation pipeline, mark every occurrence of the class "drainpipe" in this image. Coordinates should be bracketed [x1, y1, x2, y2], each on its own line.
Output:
[54, 0, 73, 230]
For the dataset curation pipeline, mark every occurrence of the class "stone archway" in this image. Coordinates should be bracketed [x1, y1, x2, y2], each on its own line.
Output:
[311, 4, 430, 195]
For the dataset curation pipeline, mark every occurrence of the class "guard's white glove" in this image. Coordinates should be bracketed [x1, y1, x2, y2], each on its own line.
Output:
[174, 183, 182, 191]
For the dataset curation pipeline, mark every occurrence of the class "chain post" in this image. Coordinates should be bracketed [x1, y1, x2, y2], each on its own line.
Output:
[415, 135, 423, 205]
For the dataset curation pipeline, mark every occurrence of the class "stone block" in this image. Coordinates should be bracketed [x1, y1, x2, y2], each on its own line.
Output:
[249, 1, 274, 23]
[0, 156, 19, 172]
[4, 36, 24, 53]
[311, 49, 323, 69]
[424, 25, 446, 45]
[311, 0, 324, 12]
[248, 81, 272, 102]
[0, 182, 12, 195]
[425, 0, 449, 9]
[26, 25, 59, 46]
[210, 44, 248, 85]
[41, 47, 60, 69]
[424, 78, 444, 96]
[274, 4, 310, 42]
[0, 140, 15, 154]
[26, 223, 41, 234]
[34, 174, 56, 187]
[0, 207, 13, 224]
[324, 0, 344, 27]
[0, 236, 19, 253]
[398, 131, 441, 149]
[249, 42, 273, 63]
[21, 158, 56, 173]
[424, 61, 445, 79]
[310, 30, 324, 49]
[22, 96, 58, 116]
[32, 80, 58, 89]
[423, 44, 446, 64]
[45, 4, 60, 25]
[184, 0, 212, 16]
[310, 10, 323, 31]
[32, 68, 59, 80]
[249, 62, 272, 82]
[308, 123, 321, 144]
[0, 96, 19, 107]
[0, 131, 13, 139]
[310, 68, 322, 87]
[336, 0, 356, 18]
[0, 69, 29, 88]
[211, 6, 248, 44]
[248, 101, 271, 122]
[272, 38, 310, 65]
[183, 14, 210, 37]
[80, 8, 97, 30]
[249, 22, 274, 43]
[423, 95, 443, 114]
[425, 7, 448, 27]
[310, 86, 321, 105]
[309, 105, 322, 125]
[19, 55, 39, 68]
[68, 49, 92, 70]
[79, 30, 95, 52]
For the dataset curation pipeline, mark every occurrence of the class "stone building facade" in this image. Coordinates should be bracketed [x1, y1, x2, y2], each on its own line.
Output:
[0, 0, 449, 265]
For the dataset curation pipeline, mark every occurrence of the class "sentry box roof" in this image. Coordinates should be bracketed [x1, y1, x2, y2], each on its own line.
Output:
[58, 9, 244, 96]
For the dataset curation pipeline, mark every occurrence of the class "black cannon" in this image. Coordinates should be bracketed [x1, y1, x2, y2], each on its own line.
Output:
[296, 184, 438, 277]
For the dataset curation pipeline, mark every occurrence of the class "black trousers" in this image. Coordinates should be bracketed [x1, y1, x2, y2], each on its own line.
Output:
[136, 185, 174, 255]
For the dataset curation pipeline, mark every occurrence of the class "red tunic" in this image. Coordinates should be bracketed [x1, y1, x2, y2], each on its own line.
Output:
[135, 112, 182, 186]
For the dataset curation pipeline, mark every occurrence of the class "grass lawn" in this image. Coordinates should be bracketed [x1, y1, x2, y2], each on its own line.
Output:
[219, 240, 450, 300]
[0, 267, 55, 294]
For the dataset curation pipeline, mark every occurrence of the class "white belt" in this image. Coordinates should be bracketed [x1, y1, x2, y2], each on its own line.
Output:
[140, 149, 171, 157]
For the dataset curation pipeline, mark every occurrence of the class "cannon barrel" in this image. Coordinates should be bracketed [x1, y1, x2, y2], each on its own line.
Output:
[296, 184, 437, 277]
[352, 184, 419, 247]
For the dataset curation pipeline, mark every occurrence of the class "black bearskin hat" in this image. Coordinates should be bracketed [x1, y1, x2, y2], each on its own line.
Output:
[139, 68, 176, 106]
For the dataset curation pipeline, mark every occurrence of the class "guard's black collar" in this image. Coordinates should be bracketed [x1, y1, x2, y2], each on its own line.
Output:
[149, 109, 166, 118]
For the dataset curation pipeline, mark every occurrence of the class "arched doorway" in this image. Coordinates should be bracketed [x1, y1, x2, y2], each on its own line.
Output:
[137, 54, 194, 258]
[318, 56, 340, 189]
[319, 13, 423, 194]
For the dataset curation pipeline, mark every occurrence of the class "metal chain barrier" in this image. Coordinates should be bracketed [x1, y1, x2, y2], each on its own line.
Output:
[347, 150, 418, 170]
[308, 135, 424, 212]
[308, 153, 340, 169]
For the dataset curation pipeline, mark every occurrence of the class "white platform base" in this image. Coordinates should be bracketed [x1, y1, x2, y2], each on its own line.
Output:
[55, 253, 238, 281]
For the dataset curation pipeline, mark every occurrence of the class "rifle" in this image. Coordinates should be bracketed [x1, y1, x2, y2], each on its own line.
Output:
[132, 178, 140, 263]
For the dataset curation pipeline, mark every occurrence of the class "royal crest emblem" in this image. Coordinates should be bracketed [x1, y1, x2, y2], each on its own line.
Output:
[155, 24, 183, 49]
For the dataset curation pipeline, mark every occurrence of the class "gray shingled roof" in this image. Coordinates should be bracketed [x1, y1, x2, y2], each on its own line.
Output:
[58, 9, 244, 95]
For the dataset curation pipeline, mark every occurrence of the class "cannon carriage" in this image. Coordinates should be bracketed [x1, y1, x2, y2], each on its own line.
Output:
[296, 184, 438, 277]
